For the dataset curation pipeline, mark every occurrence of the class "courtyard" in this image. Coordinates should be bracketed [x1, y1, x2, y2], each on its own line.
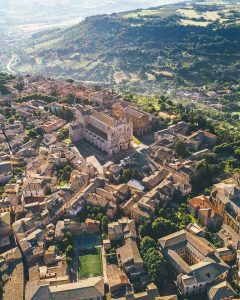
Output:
[73, 234, 101, 250]
[78, 247, 103, 279]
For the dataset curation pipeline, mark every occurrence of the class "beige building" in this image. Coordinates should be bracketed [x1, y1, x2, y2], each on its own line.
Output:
[0, 212, 11, 237]
[41, 115, 66, 133]
[188, 195, 223, 231]
[0, 161, 13, 184]
[125, 107, 152, 135]
[25, 276, 104, 300]
[211, 182, 240, 234]
[207, 281, 236, 300]
[116, 238, 145, 283]
[12, 217, 36, 241]
[70, 104, 133, 155]
[108, 218, 137, 241]
[106, 264, 129, 296]
[159, 230, 230, 296]
[90, 90, 115, 106]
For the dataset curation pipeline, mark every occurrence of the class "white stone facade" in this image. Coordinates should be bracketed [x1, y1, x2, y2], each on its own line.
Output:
[72, 107, 133, 155]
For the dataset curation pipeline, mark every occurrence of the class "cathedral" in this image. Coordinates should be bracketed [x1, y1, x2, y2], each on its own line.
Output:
[70, 103, 133, 155]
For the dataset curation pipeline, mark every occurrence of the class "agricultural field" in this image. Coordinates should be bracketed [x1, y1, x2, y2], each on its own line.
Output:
[25, 38, 61, 54]
[180, 19, 210, 26]
[121, 9, 163, 19]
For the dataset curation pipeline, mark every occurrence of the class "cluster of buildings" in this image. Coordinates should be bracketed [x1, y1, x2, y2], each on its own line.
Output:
[159, 230, 230, 297]
[0, 75, 239, 300]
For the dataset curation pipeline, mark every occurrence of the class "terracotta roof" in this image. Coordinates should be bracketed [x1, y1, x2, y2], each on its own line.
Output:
[188, 130, 217, 140]
[189, 195, 220, 217]
[159, 230, 187, 249]
[125, 107, 145, 119]
[116, 239, 143, 265]
[49, 276, 104, 300]
[91, 110, 115, 127]
[106, 264, 129, 289]
[207, 281, 236, 300]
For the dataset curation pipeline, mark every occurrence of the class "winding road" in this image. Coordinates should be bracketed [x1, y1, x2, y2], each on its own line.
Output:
[6, 55, 17, 74]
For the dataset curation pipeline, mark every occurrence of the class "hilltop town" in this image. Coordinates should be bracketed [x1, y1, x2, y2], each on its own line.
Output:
[0, 74, 240, 300]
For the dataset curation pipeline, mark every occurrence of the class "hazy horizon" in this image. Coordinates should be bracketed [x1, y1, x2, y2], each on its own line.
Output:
[0, 0, 184, 27]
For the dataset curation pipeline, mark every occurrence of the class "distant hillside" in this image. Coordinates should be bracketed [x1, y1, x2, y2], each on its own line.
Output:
[14, 0, 240, 93]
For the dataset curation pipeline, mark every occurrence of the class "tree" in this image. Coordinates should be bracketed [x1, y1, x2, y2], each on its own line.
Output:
[160, 103, 167, 111]
[67, 93, 75, 104]
[178, 214, 192, 229]
[62, 165, 72, 180]
[27, 127, 44, 139]
[151, 118, 167, 132]
[138, 220, 152, 237]
[140, 236, 156, 254]
[35, 127, 44, 137]
[120, 168, 142, 183]
[190, 161, 221, 192]
[140, 236, 169, 290]
[232, 113, 239, 121]
[55, 107, 74, 121]
[8, 116, 15, 124]
[138, 224, 144, 237]
[0, 280, 3, 298]
[27, 129, 38, 139]
[174, 140, 189, 158]
[14, 82, 24, 92]
[66, 245, 74, 257]
[59, 127, 69, 140]
[101, 216, 109, 233]
[57, 164, 72, 184]
[235, 148, 240, 160]
[152, 217, 176, 238]
[65, 231, 73, 243]
[45, 185, 51, 195]
[214, 143, 234, 155]
[66, 256, 73, 265]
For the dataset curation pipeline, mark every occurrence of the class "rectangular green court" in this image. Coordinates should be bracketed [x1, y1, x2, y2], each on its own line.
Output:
[78, 247, 103, 279]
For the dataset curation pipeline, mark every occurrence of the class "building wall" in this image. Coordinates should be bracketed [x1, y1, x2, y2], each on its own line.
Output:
[82, 114, 132, 155]
[127, 115, 152, 135]
[223, 211, 240, 234]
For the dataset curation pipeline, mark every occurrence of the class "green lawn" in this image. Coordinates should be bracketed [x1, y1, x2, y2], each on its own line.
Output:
[78, 247, 103, 279]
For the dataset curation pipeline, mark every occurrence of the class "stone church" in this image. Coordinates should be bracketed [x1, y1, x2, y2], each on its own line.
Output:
[70, 103, 133, 155]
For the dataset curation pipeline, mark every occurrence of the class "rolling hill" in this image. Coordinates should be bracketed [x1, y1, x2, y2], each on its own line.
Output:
[14, 0, 240, 94]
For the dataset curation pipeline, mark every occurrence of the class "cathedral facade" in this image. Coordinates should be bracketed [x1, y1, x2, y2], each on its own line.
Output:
[70, 104, 133, 155]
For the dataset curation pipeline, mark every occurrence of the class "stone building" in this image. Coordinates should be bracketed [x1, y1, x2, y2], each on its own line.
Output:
[211, 182, 240, 234]
[159, 230, 229, 296]
[70, 104, 133, 155]
[188, 195, 223, 231]
[90, 90, 115, 106]
[25, 276, 104, 300]
[116, 238, 146, 285]
[125, 107, 152, 135]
